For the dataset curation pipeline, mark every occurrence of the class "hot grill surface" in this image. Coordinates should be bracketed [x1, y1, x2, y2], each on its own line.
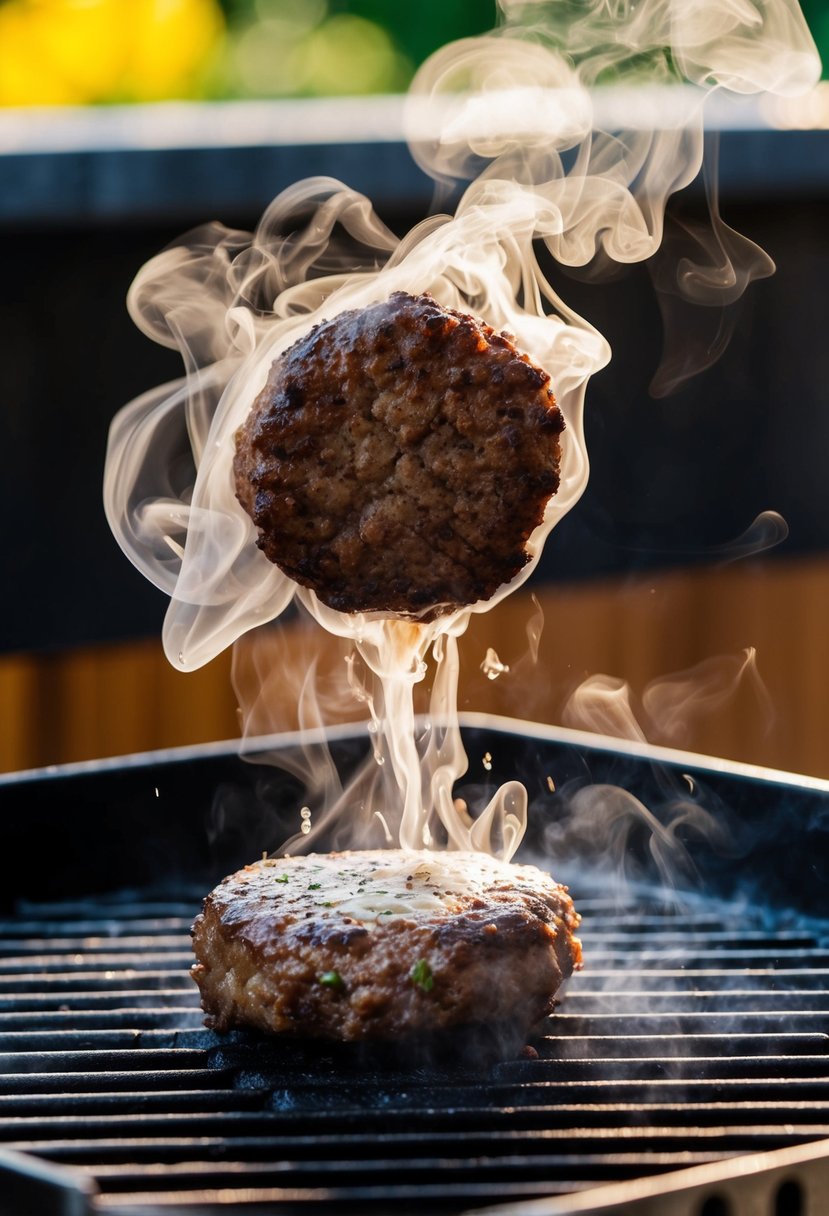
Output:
[0, 885, 827, 1214]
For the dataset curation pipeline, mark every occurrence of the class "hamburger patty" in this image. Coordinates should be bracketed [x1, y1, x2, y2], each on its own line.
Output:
[191, 850, 582, 1042]
[234, 292, 565, 619]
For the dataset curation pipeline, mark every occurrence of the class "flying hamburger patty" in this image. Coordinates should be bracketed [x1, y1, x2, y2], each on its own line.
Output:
[233, 291, 565, 619]
[191, 850, 582, 1042]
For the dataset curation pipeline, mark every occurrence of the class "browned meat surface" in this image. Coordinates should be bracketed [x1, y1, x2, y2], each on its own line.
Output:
[191, 850, 582, 1042]
[234, 292, 564, 619]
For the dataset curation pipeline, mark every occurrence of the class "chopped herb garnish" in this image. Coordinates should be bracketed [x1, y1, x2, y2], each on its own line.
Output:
[274, 874, 290, 883]
[308, 883, 321, 890]
[322, 901, 335, 907]
[319, 970, 344, 990]
[410, 959, 434, 992]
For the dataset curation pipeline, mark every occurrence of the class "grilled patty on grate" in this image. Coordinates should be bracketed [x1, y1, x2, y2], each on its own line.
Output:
[191, 850, 582, 1042]
[233, 291, 565, 620]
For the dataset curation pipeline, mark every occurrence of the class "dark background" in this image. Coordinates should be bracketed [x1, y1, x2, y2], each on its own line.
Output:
[1, 127, 828, 654]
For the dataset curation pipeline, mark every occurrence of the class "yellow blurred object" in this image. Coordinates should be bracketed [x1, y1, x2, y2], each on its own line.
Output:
[0, 0, 225, 106]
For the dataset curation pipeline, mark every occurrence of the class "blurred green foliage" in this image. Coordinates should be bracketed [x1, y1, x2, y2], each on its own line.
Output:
[215, 0, 498, 98]
[800, 0, 829, 74]
[216, 0, 826, 99]
[328, 0, 497, 69]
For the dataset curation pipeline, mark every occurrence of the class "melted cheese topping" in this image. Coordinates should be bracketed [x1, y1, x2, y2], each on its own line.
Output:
[252, 849, 547, 929]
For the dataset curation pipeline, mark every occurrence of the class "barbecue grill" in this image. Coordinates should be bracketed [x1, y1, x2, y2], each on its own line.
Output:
[1, 713, 828, 1215]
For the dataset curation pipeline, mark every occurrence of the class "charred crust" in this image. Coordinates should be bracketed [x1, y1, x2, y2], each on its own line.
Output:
[233, 291, 564, 619]
[190, 851, 581, 1043]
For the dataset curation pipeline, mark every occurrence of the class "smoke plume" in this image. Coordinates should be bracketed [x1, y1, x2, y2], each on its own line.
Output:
[104, 0, 819, 857]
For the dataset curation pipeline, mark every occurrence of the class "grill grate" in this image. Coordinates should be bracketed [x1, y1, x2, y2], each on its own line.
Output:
[0, 886, 827, 1214]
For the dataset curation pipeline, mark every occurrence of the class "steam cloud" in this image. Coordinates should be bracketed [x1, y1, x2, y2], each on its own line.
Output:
[104, 0, 819, 858]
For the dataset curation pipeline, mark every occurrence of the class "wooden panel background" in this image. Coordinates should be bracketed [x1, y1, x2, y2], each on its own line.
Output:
[2, 554, 827, 779]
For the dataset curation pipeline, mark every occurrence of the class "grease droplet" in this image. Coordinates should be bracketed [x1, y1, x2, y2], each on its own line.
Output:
[481, 647, 510, 681]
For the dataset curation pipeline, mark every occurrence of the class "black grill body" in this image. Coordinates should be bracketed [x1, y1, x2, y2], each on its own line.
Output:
[0, 716, 828, 1215]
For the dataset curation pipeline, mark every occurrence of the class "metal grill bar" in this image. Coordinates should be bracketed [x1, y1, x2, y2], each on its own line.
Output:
[0, 955, 193, 973]
[564, 990, 829, 1009]
[0, 1012, 209, 1032]
[3, 1103, 829, 1139]
[0, 992, 198, 1011]
[0, 922, 193, 938]
[0, 974, 195, 993]
[10, 1127, 827, 1162]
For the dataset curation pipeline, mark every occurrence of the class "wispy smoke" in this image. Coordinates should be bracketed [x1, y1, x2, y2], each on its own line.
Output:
[104, 0, 819, 857]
